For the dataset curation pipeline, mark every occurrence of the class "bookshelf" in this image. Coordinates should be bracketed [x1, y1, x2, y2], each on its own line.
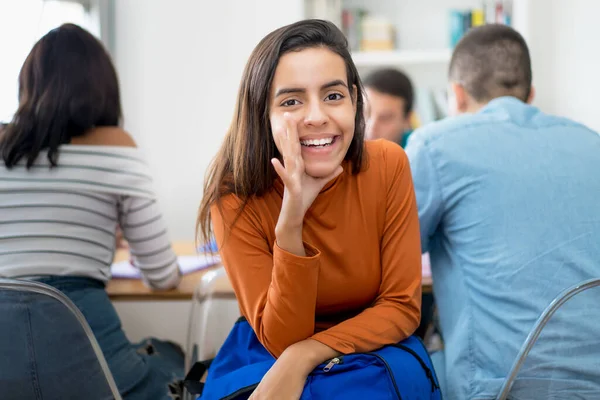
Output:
[304, 0, 522, 126]
[351, 49, 452, 68]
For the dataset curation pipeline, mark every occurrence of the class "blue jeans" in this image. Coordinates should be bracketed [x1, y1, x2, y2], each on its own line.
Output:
[0, 276, 183, 399]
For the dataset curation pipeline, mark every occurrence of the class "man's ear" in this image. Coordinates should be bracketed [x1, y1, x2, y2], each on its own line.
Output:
[526, 85, 536, 104]
[450, 82, 470, 114]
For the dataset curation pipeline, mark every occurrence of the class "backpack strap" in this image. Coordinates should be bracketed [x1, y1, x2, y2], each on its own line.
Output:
[183, 358, 214, 395]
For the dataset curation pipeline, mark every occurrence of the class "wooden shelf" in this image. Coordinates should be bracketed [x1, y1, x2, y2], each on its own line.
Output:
[351, 49, 452, 68]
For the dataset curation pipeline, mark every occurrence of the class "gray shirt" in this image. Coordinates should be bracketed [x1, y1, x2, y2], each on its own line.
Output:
[0, 145, 180, 289]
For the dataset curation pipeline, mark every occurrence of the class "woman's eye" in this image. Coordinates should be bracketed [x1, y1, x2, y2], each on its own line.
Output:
[326, 93, 344, 101]
[281, 99, 299, 107]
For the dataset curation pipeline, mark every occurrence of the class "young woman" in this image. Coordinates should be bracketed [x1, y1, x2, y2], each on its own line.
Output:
[0, 24, 182, 399]
[198, 19, 423, 399]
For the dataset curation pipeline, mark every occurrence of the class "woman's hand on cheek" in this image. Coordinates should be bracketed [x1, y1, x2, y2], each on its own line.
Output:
[248, 350, 308, 400]
[271, 112, 343, 230]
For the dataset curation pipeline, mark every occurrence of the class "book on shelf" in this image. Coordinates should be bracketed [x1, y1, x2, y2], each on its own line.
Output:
[360, 16, 395, 51]
[342, 8, 394, 52]
[450, 0, 512, 47]
[311, 0, 512, 54]
[342, 8, 366, 52]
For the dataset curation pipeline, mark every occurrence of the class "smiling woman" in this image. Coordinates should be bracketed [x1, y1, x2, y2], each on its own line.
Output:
[196, 19, 435, 400]
[269, 48, 356, 178]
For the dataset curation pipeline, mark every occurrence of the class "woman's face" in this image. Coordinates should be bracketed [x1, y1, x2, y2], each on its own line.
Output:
[269, 47, 357, 178]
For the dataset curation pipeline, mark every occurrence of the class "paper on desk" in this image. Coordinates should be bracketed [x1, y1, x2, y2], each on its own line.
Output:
[111, 253, 221, 279]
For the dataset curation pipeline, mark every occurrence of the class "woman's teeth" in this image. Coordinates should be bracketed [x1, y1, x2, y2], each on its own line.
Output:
[300, 137, 335, 147]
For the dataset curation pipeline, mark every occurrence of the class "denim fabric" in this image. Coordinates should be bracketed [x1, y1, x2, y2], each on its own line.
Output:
[406, 97, 600, 399]
[0, 276, 183, 400]
[0, 282, 113, 399]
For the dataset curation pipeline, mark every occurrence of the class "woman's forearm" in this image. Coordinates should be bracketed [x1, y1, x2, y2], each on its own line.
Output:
[282, 338, 341, 375]
[275, 222, 306, 257]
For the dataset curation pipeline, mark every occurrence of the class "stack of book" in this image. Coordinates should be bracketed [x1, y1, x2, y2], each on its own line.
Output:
[342, 8, 395, 52]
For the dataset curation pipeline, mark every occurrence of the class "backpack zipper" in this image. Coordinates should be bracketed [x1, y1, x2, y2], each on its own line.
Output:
[322, 357, 342, 372]
[322, 354, 402, 400]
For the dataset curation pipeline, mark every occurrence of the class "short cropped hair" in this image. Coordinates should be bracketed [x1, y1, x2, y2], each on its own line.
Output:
[363, 68, 414, 116]
[449, 24, 532, 102]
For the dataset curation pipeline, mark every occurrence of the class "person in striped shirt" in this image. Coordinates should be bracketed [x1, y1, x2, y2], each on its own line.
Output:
[0, 24, 182, 399]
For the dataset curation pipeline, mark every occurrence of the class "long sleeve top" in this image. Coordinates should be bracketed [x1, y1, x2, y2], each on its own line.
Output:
[211, 139, 422, 357]
[0, 144, 179, 289]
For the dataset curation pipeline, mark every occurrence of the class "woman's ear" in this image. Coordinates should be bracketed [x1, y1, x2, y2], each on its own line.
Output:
[352, 84, 358, 113]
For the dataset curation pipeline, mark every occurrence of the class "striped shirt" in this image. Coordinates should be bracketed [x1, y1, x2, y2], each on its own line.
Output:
[0, 145, 180, 289]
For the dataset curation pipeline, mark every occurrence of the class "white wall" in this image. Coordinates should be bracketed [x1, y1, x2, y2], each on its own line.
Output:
[114, 0, 304, 240]
[112, 0, 305, 346]
[543, 1, 600, 132]
[506, 0, 600, 131]
[114, 300, 191, 347]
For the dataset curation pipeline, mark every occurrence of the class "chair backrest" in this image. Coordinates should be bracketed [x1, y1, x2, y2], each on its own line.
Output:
[496, 278, 600, 400]
[0, 278, 122, 400]
[185, 266, 239, 371]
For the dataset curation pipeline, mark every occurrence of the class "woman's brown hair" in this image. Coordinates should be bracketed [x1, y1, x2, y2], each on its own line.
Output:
[0, 23, 121, 168]
[197, 19, 366, 245]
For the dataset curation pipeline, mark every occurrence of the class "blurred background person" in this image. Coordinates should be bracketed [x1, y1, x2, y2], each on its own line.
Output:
[0, 24, 183, 399]
[363, 68, 415, 148]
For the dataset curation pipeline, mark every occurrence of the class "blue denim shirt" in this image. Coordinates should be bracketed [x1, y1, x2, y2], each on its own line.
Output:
[406, 97, 600, 399]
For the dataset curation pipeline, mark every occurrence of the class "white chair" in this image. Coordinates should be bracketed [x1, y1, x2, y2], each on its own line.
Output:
[185, 266, 240, 372]
[496, 278, 600, 400]
[0, 278, 122, 400]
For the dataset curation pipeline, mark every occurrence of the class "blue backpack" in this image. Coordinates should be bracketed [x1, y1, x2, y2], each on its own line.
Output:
[188, 318, 442, 400]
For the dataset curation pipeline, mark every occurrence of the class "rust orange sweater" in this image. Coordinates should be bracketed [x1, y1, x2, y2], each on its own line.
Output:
[211, 140, 422, 357]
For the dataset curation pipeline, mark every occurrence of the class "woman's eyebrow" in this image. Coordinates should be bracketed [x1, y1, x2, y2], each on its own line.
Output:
[274, 79, 348, 98]
[320, 79, 348, 90]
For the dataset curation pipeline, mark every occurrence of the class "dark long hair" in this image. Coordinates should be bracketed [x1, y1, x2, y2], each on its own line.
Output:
[0, 23, 122, 168]
[197, 19, 366, 245]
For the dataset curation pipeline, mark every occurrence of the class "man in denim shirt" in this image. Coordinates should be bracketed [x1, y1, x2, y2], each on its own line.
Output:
[406, 24, 600, 399]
